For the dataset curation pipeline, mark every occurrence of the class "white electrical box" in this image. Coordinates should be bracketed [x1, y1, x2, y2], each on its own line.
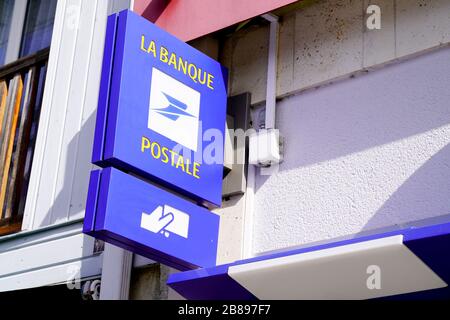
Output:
[249, 128, 282, 167]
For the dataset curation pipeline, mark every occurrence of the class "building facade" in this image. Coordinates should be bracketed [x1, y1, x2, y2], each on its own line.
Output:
[0, 0, 449, 300]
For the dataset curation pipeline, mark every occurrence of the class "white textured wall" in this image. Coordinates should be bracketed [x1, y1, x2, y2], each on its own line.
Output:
[218, 0, 450, 259]
[252, 46, 450, 254]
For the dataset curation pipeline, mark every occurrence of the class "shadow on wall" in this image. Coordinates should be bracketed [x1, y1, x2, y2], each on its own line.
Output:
[254, 45, 450, 242]
[71, 111, 103, 285]
[276, 46, 450, 172]
[140, 0, 170, 23]
[39, 110, 100, 283]
[363, 143, 450, 232]
[40, 111, 97, 227]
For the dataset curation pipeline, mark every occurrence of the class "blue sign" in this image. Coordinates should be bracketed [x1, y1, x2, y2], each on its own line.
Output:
[84, 167, 220, 270]
[92, 10, 228, 207]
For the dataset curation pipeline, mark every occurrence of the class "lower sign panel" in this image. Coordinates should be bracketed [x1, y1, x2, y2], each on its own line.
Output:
[83, 167, 220, 270]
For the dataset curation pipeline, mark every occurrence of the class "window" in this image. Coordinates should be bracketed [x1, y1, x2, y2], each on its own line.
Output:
[20, 0, 58, 58]
[0, 0, 57, 235]
[0, 0, 57, 67]
[0, 0, 15, 65]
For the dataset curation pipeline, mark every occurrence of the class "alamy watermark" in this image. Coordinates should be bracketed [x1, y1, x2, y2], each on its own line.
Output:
[140, 122, 281, 177]
[366, 265, 382, 290]
[366, 4, 382, 30]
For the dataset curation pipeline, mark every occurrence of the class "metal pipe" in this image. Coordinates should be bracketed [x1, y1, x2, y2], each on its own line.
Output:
[261, 13, 279, 130]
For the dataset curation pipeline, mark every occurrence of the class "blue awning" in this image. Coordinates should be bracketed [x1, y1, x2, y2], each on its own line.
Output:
[167, 222, 450, 300]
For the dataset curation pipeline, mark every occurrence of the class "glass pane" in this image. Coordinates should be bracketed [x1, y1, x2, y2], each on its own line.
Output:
[19, 0, 57, 57]
[0, 0, 14, 65]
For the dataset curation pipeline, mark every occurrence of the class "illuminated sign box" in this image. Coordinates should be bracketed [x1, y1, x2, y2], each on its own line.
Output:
[92, 10, 228, 207]
[84, 167, 220, 270]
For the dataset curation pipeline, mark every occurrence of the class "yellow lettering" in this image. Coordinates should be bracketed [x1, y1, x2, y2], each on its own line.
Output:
[140, 137, 200, 179]
[188, 63, 198, 83]
[148, 40, 156, 58]
[141, 136, 151, 152]
[169, 149, 177, 166]
[178, 57, 187, 74]
[185, 158, 192, 175]
[198, 68, 207, 85]
[141, 38, 216, 90]
[193, 162, 200, 179]
[151, 142, 161, 159]
[207, 74, 214, 90]
[140, 36, 157, 58]
[161, 147, 169, 163]
[176, 155, 185, 171]
[168, 53, 177, 68]
[140, 35, 147, 52]
[160, 46, 169, 63]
